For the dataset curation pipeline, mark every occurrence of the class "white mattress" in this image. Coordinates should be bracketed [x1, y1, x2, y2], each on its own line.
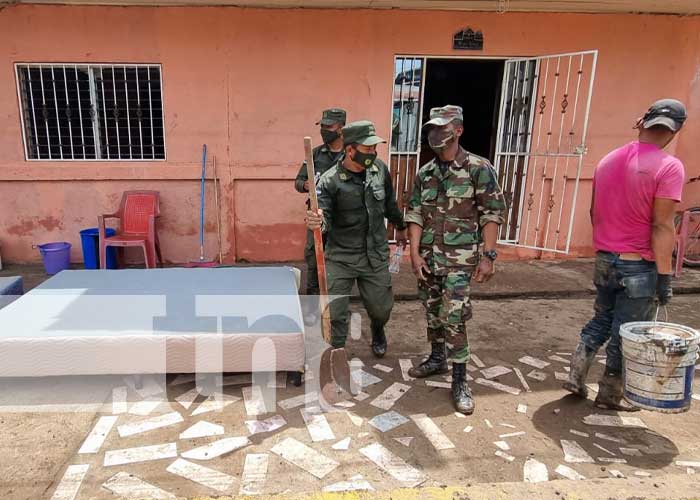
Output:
[0, 267, 305, 377]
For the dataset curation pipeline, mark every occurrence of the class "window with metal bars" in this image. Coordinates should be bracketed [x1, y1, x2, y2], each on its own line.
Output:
[15, 64, 165, 161]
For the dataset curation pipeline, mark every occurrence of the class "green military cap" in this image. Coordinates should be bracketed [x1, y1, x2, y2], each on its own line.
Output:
[316, 108, 347, 126]
[342, 120, 386, 146]
[422, 104, 464, 129]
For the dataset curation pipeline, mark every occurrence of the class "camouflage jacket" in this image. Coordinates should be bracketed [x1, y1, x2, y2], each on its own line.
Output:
[295, 144, 343, 194]
[318, 158, 407, 271]
[405, 147, 506, 275]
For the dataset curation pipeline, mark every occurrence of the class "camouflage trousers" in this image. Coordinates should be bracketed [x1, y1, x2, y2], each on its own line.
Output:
[418, 270, 473, 363]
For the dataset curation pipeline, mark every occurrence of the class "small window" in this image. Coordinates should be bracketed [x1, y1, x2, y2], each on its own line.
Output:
[15, 64, 165, 161]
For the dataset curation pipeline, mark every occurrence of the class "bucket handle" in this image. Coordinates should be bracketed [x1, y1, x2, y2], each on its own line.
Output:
[653, 306, 693, 355]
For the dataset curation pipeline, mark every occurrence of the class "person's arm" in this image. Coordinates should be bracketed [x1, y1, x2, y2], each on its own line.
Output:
[473, 161, 506, 283]
[383, 166, 407, 229]
[404, 172, 430, 279]
[295, 162, 309, 193]
[305, 173, 334, 233]
[652, 198, 678, 275]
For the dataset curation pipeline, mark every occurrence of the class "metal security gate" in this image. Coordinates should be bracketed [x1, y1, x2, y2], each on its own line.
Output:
[495, 50, 598, 253]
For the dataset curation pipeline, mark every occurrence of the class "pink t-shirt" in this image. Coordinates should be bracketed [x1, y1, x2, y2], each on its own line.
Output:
[592, 141, 685, 260]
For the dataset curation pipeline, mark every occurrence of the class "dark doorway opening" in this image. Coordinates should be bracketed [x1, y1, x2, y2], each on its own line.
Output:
[420, 59, 505, 167]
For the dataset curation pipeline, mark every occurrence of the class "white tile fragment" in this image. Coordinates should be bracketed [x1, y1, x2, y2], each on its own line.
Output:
[323, 474, 374, 493]
[454, 412, 467, 418]
[676, 460, 700, 467]
[112, 386, 128, 414]
[634, 471, 652, 477]
[239, 454, 268, 496]
[180, 421, 224, 440]
[351, 369, 383, 388]
[181, 437, 250, 461]
[394, 437, 414, 447]
[569, 429, 589, 438]
[170, 374, 196, 386]
[586, 383, 599, 394]
[132, 376, 165, 399]
[523, 457, 549, 483]
[368, 411, 409, 433]
[118, 412, 184, 438]
[463, 426, 474, 433]
[332, 437, 351, 451]
[561, 440, 595, 463]
[475, 378, 521, 395]
[598, 457, 627, 464]
[555, 464, 586, 480]
[470, 354, 486, 368]
[128, 400, 161, 416]
[346, 412, 363, 427]
[373, 363, 393, 373]
[301, 407, 335, 442]
[359, 442, 427, 487]
[358, 432, 370, 438]
[692, 393, 700, 401]
[175, 388, 201, 410]
[353, 391, 370, 402]
[50, 464, 89, 500]
[334, 401, 356, 409]
[554, 372, 569, 382]
[609, 469, 625, 478]
[246, 415, 287, 436]
[399, 359, 416, 381]
[104, 443, 177, 466]
[494, 441, 510, 451]
[593, 443, 616, 456]
[466, 364, 478, 372]
[688, 467, 696, 475]
[480, 365, 512, 379]
[583, 414, 647, 428]
[595, 432, 627, 444]
[500, 423, 516, 429]
[102, 471, 175, 499]
[278, 391, 318, 410]
[548, 355, 570, 363]
[556, 352, 572, 356]
[513, 368, 531, 393]
[191, 394, 240, 417]
[500, 431, 526, 438]
[410, 413, 455, 450]
[425, 380, 452, 389]
[526, 370, 548, 381]
[519, 356, 550, 369]
[79, 416, 118, 454]
[370, 382, 410, 410]
[444, 375, 453, 382]
[495, 450, 515, 462]
[271, 437, 339, 479]
[243, 386, 269, 416]
[516, 404, 528, 414]
[619, 447, 642, 457]
[485, 419, 493, 429]
[167, 458, 235, 493]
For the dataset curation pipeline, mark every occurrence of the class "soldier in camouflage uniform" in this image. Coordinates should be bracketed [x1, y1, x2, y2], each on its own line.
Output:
[306, 121, 407, 357]
[295, 109, 347, 312]
[405, 105, 506, 414]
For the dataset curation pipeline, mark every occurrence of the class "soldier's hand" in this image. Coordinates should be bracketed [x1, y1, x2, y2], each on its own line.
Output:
[306, 209, 323, 230]
[411, 252, 431, 281]
[395, 229, 408, 248]
[303, 180, 310, 192]
[474, 258, 495, 283]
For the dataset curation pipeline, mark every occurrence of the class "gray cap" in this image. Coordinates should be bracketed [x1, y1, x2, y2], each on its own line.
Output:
[642, 99, 687, 132]
[316, 108, 347, 126]
[342, 120, 386, 146]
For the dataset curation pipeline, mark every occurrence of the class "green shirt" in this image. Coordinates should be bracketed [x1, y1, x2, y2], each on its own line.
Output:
[295, 144, 343, 194]
[318, 158, 407, 270]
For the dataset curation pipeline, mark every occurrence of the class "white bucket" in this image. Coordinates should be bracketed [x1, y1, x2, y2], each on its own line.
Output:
[620, 321, 699, 413]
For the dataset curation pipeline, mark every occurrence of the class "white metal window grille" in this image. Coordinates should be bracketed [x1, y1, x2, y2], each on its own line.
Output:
[15, 64, 165, 161]
[494, 50, 598, 253]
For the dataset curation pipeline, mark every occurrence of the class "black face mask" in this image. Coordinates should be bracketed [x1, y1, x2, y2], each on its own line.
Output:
[351, 148, 377, 169]
[320, 128, 340, 145]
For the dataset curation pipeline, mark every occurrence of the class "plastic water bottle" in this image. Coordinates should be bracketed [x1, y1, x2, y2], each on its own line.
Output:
[389, 246, 403, 274]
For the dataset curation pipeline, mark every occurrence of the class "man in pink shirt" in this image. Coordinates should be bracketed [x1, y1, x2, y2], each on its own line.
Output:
[564, 99, 687, 411]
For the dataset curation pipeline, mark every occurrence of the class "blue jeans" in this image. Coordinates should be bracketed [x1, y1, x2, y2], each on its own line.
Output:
[580, 252, 657, 374]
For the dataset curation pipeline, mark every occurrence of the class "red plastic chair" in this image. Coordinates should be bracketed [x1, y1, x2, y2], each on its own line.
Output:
[98, 191, 163, 269]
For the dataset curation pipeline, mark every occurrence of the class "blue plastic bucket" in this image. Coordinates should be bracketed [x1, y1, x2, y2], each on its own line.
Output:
[38, 242, 72, 275]
[80, 228, 117, 269]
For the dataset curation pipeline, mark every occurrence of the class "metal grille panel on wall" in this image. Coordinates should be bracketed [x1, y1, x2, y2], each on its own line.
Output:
[494, 50, 597, 253]
[15, 64, 166, 161]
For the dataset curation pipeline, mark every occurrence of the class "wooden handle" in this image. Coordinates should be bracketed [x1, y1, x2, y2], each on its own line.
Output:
[304, 137, 332, 344]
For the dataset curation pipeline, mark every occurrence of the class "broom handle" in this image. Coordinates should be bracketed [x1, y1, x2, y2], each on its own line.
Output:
[304, 137, 332, 344]
[200, 144, 207, 259]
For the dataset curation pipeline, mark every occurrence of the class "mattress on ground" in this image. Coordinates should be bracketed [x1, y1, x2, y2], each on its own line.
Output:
[0, 267, 305, 377]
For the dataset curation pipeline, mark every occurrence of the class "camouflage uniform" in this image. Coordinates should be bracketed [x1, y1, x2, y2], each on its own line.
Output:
[405, 146, 506, 363]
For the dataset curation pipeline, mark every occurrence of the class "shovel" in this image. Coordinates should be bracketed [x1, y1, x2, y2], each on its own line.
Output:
[304, 137, 351, 404]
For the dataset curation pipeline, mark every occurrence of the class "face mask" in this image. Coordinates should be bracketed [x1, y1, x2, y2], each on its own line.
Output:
[428, 128, 456, 153]
[352, 148, 377, 169]
[320, 128, 340, 144]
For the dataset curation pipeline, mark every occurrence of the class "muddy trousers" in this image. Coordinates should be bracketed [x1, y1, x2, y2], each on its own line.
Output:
[580, 252, 657, 375]
[418, 269, 473, 363]
[304, 229, 328, 296]
[326, 256, 394, 349]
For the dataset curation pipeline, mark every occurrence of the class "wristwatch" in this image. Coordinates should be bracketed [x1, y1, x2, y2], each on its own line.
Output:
[483, 250, 498, 261]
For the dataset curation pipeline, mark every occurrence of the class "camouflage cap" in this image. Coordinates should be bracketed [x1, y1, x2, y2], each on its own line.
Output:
[422, 105, 464, 129]
[342, 120, 386, 146]
[316, 108, 347, 126]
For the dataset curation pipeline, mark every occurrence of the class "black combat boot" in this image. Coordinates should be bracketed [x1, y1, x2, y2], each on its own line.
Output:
[452, 363, 475, 415]
[594, 371, 640, 412]
[408, 342, 449, 378]
[371, 323, 387, 358]
[563, 342, 597, 398]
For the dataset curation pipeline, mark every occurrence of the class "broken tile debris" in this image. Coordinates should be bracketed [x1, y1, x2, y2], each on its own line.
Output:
[500, 423, 516, 429]
[354, 391, 370, 402]
[480, 365, 512, 379]
[102, 471, 175, 499]
[346, 412, 363, 427]
[181, 437, 250, 461]
[370, 382, 410, 410]
[634, 471, 652, 477]
[494, 441, 510, 451]
[513, 368, 532, 392]
[410, 414, 455, 450]
[526, 370, 548, 382]
[425, 380, 452, 389]
[323, 474, 374, 493]
[592, 443, 616, 456]
[112, 386, 128, 414]
[548, 355, 570, 363]
[359, 442, 427, 487]
[394, 437, 414, 447]
[399, 359, 416, 381]
[598, 457, 627, 464]
[278, 391, 318, 410]
[175, 388, 201, 410]
[104, 443, 178, 467]
[500, 431, 526, 439]
[271, 437, 339, 479]
[554, 372, 569, 382]
[470, 354, 486, 368]
[475, 378, 521, 395]
[555, 464, 585, 480]
[609, 469, 625, 478]
[239, 454, 268, 496]
[245, 415, 287, 436]
[167, 458, 235, 493]
[595, 431, 627, 444]
[373, 363, 393, 373]
[484, 419, 494, 429]
[180, 421, 224, 440]
[51, 464, 90, 500]
[301, 407, 336, 442]
[368, 411, 409, 433]
[583, 414, 647, 428]
[516, 404, 527, 414]
[192, 394, 240, 417]
[242, 386, 269, 416]
[523, 457, 549, 483]
[351, 369, 383, 388]
[128, 400, 162, 416]
[118, 412, 184, 438]
[675, 460, 700, 468]
[569, 429, 589, 438]
[620, 447, 642, 457]
[79, 416, 118, 454]
[518, 356, 550, 369]
[463, 426, 474, 433]
[495, 450, 515, 462]
[332, 437, 351, 451]
[561, 440, 594, 463]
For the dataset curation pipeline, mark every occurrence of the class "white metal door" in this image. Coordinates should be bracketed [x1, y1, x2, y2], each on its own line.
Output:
[495, 50, 598, 253]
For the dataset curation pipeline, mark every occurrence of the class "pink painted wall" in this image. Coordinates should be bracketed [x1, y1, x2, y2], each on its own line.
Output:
[0, 5, 698, 263]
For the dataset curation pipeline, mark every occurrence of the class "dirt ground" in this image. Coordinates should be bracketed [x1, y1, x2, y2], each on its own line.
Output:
[1, 296, 699, 499]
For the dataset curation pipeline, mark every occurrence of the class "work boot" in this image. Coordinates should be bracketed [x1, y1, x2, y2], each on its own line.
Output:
[594, 371, 640, 412]
[563, 342, 597, 398]
[371, 324, 387, 358]
[408, 342, 449, 378]
[452, 363, 475, 415]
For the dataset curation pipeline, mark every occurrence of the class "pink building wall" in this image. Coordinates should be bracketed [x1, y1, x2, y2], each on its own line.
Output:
[0, 5, 698, 264]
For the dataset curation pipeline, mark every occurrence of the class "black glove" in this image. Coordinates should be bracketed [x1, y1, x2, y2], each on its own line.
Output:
[657, 274, 673, 306]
